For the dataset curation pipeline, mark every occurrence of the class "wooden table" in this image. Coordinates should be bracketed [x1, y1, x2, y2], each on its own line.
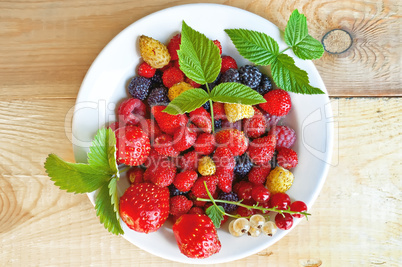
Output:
[1, 1, 401, 266]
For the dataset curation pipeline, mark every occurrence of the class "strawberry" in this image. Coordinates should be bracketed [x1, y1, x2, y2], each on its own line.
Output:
[117, 98, 146, 126]
[173, 125, 197, 152]
[167, 33, 181, 60]
[216, 169, 234, 193]
[126, 166, 144, 184]
[154, 134, 180, 157]
[265, 166, 294, 194]
[173, 170, 198, 192]
[215, 129, 248, 156]
[276, 147, 298, 169]
[120, 183, 169, 233]
[139, 35, 171, 69]
[212, 102, 226, 120]
[145, 158, 177, 187]
[194, 132, 215, 155]
[189, 107, 212, 133]
[170, 195, 193, 216]
[212, 146, 235, 172]
[191, 175, 218, 199]
[138, 118, 162, 140]
[213, 39, 222, 54]
[173, 214, 221, 258]
[142, 148, 167, 170]
[259, 89, 292, 116]
[271, 125, 296, 148]
[198, 156, 216, 176]
[151, 105, 188, 135]
[178, 150, 200, 171]
[138, 61, 156, 78]
[248, 165, 271, 185]
[115, 125, 150, 166]
[168, 81, 194, 101]
[185, 77, 201, 88]
[107, 121, 122, 132]
[162, 67, 184, 88]
[243, 107, 267, 138]
[247, 134, 276, 165]
[188, 206, 205, 215]
[221, 55, 238, 73]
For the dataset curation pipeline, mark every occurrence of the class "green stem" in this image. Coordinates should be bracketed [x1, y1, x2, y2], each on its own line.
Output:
[279, 47, 291, 54]
[204, 83, 215, 133]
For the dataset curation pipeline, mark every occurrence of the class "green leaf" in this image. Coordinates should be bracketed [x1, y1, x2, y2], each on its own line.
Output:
[108, 178, 120, 218]
[163, 88, 210, 115]
[205, 205, 225, 228]
[225, 29, 279, 65]
[210, 82, 266, 105]
[44, 154, 112, 193]
[95, 181, 124, 235]
[87, 128, 119, 178]
[285, 9, 324, 60]
[177, 21, 221, 85]
[271, 53, 324, 94]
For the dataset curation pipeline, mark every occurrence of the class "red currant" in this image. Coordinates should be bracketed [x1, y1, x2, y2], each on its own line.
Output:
[251, 184, 271, 204]
[237, 182, 254, 200]
[236, 206, 254, 217]
[275, 213, 293, 230]
[290, 201, 307, 218]
[270, 192, 291, 210]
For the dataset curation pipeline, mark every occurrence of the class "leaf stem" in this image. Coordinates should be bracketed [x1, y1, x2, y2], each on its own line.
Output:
[279, 47, 291, 54]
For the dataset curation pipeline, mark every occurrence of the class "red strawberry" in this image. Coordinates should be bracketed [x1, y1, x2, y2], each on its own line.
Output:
[162, 67, 184, 88]
[189, 107, 212, 133]
[259, 89, 292, 116]
[120, 183, 169, 233]
[138, 118, 162, 140]
[138, 61, 156, 78]
[221, 55, 237, 73]
[215, 129, 248, 156]
[173, 214, 221, 258]
[216, 169, 234, 193]
[213, 39, 222, 54]
[271, 125, 296, 148]
[117, 98, 146, 125]
[173, 170, 198, 192]
[145, 158, 177, 187]
[178, 150, 200, 171]
[191, 175, 218, 199]
[151, 105, 188, 135]
[188, 206, 205, 215]
[243, 107, 267, 138]
[167, 33, 181, 60]
[212, 146, 235, 172]
[170, 195, 193, 216]
[212, 102, 226, 120]
[248, 165, 271, 185]
[194, 133, 215, 155]
[185, 77, 201, 88]
[276, 147, 298, 169]
[173, 125, 197, 152]
[142, 148, 167, 170]
[126, 166, 144, 184]
[154, 134, 180, 157]
[247, 134, 276, 165]
[108, 121, 122, 131]
[115, 125, 150, 166]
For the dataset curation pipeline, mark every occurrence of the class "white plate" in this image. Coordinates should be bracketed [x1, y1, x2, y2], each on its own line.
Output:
[72, 3, 333, 264]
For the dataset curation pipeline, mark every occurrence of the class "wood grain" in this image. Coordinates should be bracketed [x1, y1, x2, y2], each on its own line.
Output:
[0, 98, 401, 266]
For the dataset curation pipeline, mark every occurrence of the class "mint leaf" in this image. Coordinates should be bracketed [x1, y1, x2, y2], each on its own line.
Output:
[163, 88, 210, 115]
[271, 53, 324, 94]
[177, 21, 221, 85]
[45, 154, 112, 193]
[285, 10, 324, 60]
[225, 29, 279, 65]
[205, 205, 225, 228]
[210, 82, 266, 105]
[87, 128, 119, 178]
[95, 180, 124, 235]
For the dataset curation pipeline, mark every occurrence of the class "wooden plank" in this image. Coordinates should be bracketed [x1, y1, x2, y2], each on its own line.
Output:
[0, 97, 400, 266]
[0, 0, 400, 99]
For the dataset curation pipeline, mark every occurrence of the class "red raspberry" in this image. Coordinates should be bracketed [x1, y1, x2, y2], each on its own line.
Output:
[237, 181, 254, 200]
[221, 55, 238, 73]
[270, 192, 291, 210]
[290, 201, 308, 218]
[191, 175, 218, 199]
[126, 167, 144, 184]
[243, 107, 267, 139]
[212, 146, 235, 172]
[259, 89, 292, 116]
[173, 126, 197, 152]
[188, 206, 205, 215]
[173, 170, 198, 192]
[154, 134, 179, 157]
[271, 125, 296, 148]
[276, 147, 298, 169]
[185, 77, 201, 88]
[212, 102, 226, 120]
[189, 107, 212, 133]
[151, 105, 188, 135]
[170, 195, 193, 216]
[167, 33, 181, 60]
[275, 213, 293, 230]
[179, 151, 200, 171]
[138, 61, 156, 78]
[247, 134, 276, 165]
[248, 165, 271, 184]
[117, 98, 146, 126]
[145, 158, 177, 187]
[215, 129, 248, 157]
[213, 40, 222, 54]
[115, 125, 150, 166]
[138, 119, 162, 140]
[194, 133, 215, 155]
[162, 67, 184, 88]
[216, 169, 234, 193]
[251, 184, 271, 204]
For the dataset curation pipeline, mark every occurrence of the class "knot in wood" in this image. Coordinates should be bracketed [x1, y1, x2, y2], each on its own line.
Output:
[322, 29, 352, 54]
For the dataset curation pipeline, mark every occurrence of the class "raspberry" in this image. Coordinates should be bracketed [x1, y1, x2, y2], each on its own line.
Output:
[147, 87, 170, 106]
[272, 125, 296, 148]
[259, 89, 292, 116]
[139, 35, 171, 69]
[221, 56, 238, 73]
[173, 170, 198, 192]
[251, 184, 270, 204]
[213, 39, 222, 54]
[261, 110, 281, 129]
[193, 133, 215, 155]
[217, 192, 239, 213]
[276, 147, 298, 169]
[179, 151, 200, 171]
[215, 129, 248, 157]
[191, 175, 218, 199]
[168, 81, 194, 101]
[185, 77, 201, 88]
[170, 195, 193, 216]
[167, 33, 181, 60]
[126, 166, 144, 184]
[216, 169, 234, 193]
[198, 156, 216, 176]
[247, 134, 276, 165]
[265, 166, 294, 194]
[115, 125, 150, 166]
[255, 74, 273, 95]
[234, 153, 253, 180]
[243, 107, 267, 139]
[224, 103, 254, 123]
[212, 102, 226, 120]
[219, 68, 240, 83]
[138, 61, 156, 78]
[151, 105, 188, 135]
[162, 67, 184, 88]
[239, 65, 262, 89]
[290, 201, 308, 218]
[248, 165, 271, 185]
[117, 98, 146, 125]
[189, 107, 212, 133]
[128, 76, 151, 100]
[154, 134, 179, 157]
[173, 125, 197, 152]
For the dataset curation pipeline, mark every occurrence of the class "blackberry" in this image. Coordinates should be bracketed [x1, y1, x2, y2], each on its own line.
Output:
[168, 184, 187, 197]
[214, 119, 222, 131]
[234, 153, 253, 180]
[255, 74, 273, 95]
[270, 150, 278, 169]
[202, 100, 211, 112]
[150, 70, 163, 88]
[219, 68, 240, 83]
[218, 192, 239, 213]
[202, 73, 221, 91]
[128, 76, 151, 100]
[239, 65, 262, 89]
[147, 87, 170, 106]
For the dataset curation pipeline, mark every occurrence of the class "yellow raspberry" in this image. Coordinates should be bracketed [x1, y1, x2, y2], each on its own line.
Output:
[139, 35, 171, 69]
[198, 156, 216, 176]
[265, 166, 294, 194]
[224, 103, 255, 123]
[168, 82, 194, 101]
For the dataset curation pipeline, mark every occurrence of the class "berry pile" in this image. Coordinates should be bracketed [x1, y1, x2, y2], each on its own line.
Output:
[112, 33, 306, 259]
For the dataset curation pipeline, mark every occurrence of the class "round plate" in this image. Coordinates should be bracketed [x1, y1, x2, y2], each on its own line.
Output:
[72, 3, 333, 264]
